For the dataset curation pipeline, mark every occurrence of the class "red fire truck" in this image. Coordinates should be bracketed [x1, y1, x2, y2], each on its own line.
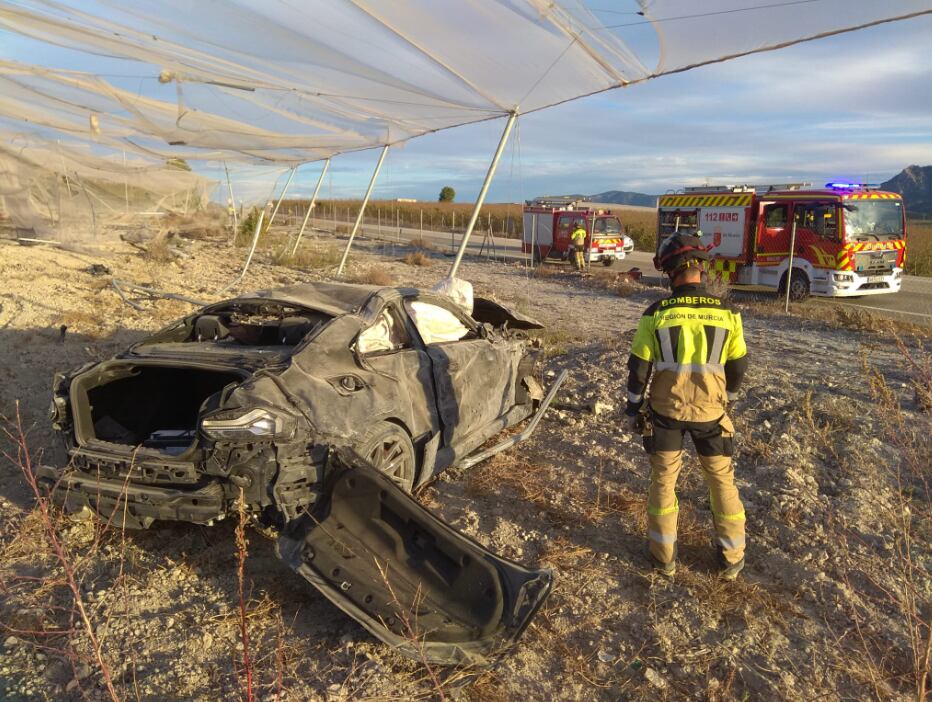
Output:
[523, 198, 634, 266]
[657, 182, 907, 299]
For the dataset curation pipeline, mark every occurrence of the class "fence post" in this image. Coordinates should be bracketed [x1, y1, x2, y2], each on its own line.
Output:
[784, 218, 798, 313]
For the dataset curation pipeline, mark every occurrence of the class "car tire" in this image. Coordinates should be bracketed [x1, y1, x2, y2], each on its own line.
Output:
[780, 269, 810, 301]
[601, 258, 614, 267]
[355, 421, 416, 492]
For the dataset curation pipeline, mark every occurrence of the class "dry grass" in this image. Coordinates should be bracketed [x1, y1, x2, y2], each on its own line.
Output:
[143, 235, 174, 263]
[906, 219, 932, 277]
[407, 237, 435, 251]
[403, 250, 432, 267]
[741, 296, 930, 339]
[271, 243, 342, 270]
[347, 267, 394, 286]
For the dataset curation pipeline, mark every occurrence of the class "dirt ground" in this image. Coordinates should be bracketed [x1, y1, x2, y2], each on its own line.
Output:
[0, 229, 929, 701]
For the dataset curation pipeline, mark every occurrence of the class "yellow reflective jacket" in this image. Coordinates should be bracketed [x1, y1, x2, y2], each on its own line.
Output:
[570, 227, 587, 245]
[626, 284, 748, 422]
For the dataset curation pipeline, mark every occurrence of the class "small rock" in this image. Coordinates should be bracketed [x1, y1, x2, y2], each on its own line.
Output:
[590, 401, 614, 416]
[644, 667, 667, 689]
[3, 636, 19, 648]
[597, 649, 615, 663]
[75, 662, 92, 680]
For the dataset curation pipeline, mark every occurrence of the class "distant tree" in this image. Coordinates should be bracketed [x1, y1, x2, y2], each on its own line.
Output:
[166, 158, 192, 172]
[438, 186, 455, 202]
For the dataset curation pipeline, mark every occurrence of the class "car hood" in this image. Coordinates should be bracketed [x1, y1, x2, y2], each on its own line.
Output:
[277, 448, 552, 665]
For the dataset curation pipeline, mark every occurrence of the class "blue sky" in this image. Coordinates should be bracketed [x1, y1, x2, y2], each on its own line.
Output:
[274, 11, 932, 203]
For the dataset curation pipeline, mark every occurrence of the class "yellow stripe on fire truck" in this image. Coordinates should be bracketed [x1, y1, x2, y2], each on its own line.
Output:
[658, 194, 754, 208]
[846, 240, 905, 252]
[845, 193, 901, 200]
[836, 247, 853, 271]
[711, 259, 738, 281]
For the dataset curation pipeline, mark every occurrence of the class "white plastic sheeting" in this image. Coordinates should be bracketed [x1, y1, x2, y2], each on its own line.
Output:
[1, 0, 930, 237]
[1, 0, 928, 163]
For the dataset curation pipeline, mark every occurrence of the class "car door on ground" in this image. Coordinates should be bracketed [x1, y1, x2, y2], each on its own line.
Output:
[402, 296, 517, 457]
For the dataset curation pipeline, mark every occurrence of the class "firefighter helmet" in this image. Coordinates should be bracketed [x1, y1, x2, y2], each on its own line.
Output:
[654, 232, 709, 273]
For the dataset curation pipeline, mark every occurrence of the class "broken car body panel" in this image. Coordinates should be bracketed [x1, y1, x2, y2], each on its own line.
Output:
[277, 449, 553, 666]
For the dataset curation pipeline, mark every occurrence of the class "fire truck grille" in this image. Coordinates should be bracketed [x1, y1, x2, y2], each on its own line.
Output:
[853, 250, 898, 274]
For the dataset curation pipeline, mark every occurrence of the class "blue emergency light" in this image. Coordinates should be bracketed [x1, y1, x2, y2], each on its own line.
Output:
[825, 181, 862, 190]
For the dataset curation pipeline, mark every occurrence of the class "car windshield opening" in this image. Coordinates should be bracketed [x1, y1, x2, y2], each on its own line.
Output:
[140, 302, 332, 348]
[594, 217, 621, 235]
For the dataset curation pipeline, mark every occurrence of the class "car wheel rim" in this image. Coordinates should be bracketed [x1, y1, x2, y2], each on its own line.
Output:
[366, 435, 413, 489]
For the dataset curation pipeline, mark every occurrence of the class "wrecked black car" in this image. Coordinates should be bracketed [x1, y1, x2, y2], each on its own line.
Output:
[40, 281, 558, 663]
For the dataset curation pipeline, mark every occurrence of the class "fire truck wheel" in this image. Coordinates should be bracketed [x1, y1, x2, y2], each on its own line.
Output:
[601, 258, 615, 267]
[780, 269, 810, 301]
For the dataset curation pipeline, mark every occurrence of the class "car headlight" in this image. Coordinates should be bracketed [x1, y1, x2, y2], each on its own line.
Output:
[201, 408, 294, 441]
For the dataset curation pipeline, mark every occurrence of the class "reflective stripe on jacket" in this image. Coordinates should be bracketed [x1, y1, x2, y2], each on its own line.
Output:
[628, 284, 747, 422]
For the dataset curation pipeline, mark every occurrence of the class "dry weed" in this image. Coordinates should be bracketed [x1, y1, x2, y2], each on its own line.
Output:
[347, 267, 394, 286]
[403, 250, 432, 267]
[408, 237, 435, 251]
[143, 236, 174, 263]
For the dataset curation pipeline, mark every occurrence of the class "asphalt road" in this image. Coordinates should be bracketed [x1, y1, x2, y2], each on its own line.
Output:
[302, 216, 932, 325]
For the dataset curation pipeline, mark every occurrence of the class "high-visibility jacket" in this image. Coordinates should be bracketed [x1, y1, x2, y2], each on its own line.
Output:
[625, 283, 748, 422]
[570, 227, 587, 246]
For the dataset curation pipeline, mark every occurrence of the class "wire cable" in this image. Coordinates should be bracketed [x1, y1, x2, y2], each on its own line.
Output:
[602, 0, 829, 29]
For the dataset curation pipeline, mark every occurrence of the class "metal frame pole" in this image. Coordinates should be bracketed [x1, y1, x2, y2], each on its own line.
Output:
[337, 145, 389, 275]
[449, 111, 518, 279]
[291, 158, 330, 255]
[223, 160, 238, 236]
[267, 166, 297, 228]
[784, 218, 798, 313]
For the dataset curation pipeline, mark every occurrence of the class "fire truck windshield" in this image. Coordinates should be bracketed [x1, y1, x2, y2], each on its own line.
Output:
[843, 200, 904, 242]
[593, 217, 621, 236]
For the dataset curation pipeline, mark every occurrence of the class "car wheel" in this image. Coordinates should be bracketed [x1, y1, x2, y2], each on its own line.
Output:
[601, 258, 614, 267]
[356, 421, 416, 492]
[780, 269, 810, 301]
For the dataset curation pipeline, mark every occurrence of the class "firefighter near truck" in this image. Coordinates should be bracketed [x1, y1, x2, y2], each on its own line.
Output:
[523, 198, 635, 267]
[657, 183, 907, 299]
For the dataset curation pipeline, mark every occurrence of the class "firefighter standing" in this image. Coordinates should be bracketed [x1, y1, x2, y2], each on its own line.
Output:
[624, 233, 749, 579]
[570, 220, 587, 271]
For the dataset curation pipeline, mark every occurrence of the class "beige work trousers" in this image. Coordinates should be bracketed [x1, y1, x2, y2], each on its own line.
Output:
[647, 450, 746, 566]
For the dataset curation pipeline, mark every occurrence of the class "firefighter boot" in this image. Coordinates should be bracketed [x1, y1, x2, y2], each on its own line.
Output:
[647, 450, 683, 569]
[698, 453, 746, 573]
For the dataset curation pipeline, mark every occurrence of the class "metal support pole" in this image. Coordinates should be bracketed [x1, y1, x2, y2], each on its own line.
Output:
[122, 150, 129, 212]
[267, 166, 297, 228]
[448, 111, 518, 279]
[291, 159, 329, 255]
[337, 145, 389, 275]
[224, 160, 238, 236]
[784, 218, 798, 313]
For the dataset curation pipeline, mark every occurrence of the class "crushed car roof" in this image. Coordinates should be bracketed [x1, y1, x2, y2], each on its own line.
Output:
[237, 281, 388, 317]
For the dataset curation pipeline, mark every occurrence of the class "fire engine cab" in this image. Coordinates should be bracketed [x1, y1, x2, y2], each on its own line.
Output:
[657, 182, 907, 299]
[523, 198, 634, 266]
